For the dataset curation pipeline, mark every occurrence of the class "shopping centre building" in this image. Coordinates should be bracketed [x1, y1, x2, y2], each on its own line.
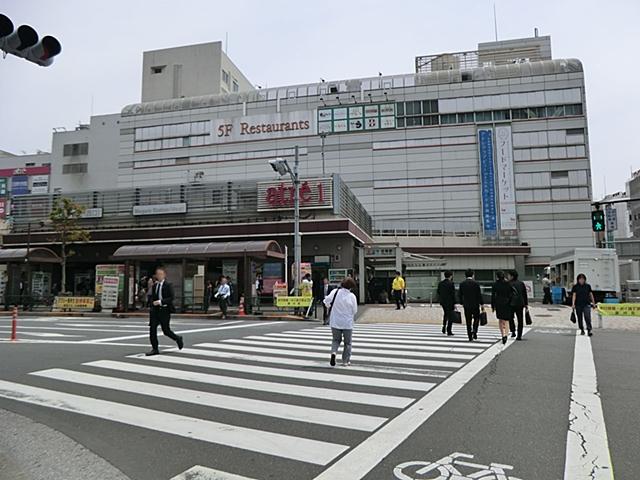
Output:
[0, 34, 596, 306]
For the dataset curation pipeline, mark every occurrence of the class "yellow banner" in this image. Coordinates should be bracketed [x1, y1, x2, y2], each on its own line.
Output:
[54, 296, 95, 310]
[276, 296, 314, 308]
[597, 303, 640, 316]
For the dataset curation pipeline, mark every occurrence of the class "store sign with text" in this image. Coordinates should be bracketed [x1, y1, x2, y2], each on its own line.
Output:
[213, 112, 314, 144]
[133, 203, 187, 216]
[257, 177, 333, 211]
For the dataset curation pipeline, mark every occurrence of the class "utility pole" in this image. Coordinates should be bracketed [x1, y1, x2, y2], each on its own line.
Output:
[320, 133, 326, 176]
[293, 146, 301, 295]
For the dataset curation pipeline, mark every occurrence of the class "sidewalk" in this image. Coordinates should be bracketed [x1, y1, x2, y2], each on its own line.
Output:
[356, 303, 640, 331]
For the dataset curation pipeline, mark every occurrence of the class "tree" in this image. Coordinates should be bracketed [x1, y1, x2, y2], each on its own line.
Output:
[49, 198, 90, 293]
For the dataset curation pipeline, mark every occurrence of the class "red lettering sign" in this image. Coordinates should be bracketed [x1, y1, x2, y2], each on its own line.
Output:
[265, 181, 325, 208]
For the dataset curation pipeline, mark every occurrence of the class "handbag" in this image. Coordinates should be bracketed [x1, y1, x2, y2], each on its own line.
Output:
[480, 310, 488, 326]
[570, 309, 577, 323]
[451, 310, 462, 324]
[525, 308, 532, 325]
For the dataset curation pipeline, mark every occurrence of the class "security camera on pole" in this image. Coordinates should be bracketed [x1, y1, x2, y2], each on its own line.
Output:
[268, 146, 301, 295]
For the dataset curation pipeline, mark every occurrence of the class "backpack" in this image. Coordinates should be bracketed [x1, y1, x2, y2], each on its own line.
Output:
[510, 283, 524, 308]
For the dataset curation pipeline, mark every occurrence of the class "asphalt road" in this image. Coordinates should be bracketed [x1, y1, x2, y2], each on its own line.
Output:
[0, 316, 634, 480]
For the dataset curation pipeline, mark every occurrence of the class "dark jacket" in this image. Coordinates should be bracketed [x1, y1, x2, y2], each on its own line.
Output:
[151, 280, 175, 316]
[510, 279, 529, 308]
[437, 278, 456, 308]
[316, 283, 334, 301]
[459, 278, 483, 310]
[491, 280, 513, 321]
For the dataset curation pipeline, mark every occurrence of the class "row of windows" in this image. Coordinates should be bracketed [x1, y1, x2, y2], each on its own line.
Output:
[221, 70, 240, 93]
[134, 121, 211, 141]
[516, 186, 589, 202]
[134, 135, 210, 152]
[62, 143, 89, 156]
[396, 104, 583, 128]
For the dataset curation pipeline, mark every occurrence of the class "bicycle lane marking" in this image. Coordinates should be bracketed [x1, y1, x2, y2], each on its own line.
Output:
[313, 332, 525, 480]
[563, 331, 614, 479]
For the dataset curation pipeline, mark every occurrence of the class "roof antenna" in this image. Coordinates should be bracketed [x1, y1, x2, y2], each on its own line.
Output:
[225, 32, 228, 54]
[493, 3, 499, 41]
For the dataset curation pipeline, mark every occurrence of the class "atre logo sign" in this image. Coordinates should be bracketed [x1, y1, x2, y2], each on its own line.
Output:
[258, 178, 333, 212]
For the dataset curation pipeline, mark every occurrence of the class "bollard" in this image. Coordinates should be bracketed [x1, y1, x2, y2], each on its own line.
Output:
[10, 306, 17, 341]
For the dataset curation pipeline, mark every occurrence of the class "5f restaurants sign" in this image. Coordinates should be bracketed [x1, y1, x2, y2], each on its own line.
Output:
[257, 177, 334, 211]
[213, 112, 314, 144]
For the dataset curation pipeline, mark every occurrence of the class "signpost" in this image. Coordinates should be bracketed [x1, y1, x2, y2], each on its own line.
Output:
[101, 276, 120, 309]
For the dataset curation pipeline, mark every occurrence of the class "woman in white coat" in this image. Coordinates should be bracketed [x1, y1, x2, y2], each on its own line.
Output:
[323, 277, 358, 366]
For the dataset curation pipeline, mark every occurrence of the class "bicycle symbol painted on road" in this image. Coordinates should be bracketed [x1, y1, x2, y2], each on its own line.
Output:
[394, 452, 523, 480]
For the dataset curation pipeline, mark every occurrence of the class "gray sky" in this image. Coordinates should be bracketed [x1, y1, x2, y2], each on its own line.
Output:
[1, 0, 638, 198]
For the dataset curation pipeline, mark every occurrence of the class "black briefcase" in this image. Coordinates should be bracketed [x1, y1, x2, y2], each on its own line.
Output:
[570, 310, 577, 323]
[525, 309, 533, 325]
[451, 310, 462, 324]
[480, 310, 488, 326]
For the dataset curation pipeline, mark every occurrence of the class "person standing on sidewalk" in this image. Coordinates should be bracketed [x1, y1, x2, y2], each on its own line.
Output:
[437, 271, 456, 336]
[491, 270, 513, 345]
[459, 269, 483, 341]
[571, 273, 596, 336]
[508, 270, 528, 341]
[542, 273, 552, 304]
[318, 277, 334, 325]
[391, 271, 405, 310]
[323, 277, 358, 367]
[146, 267, 183, 356]
[215, 276, 231, 319]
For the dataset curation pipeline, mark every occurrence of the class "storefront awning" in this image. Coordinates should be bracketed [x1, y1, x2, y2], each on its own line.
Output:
[111, 240, 284, 260]
[0, 247, 62, 263]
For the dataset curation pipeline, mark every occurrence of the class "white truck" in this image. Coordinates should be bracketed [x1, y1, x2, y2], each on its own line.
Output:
[550, 248, 620, 302]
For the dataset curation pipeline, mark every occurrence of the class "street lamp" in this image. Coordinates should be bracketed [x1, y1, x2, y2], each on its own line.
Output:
[269, 146, 301, 295]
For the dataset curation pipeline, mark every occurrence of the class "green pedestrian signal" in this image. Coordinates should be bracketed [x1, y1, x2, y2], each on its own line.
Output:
[591, 210, 605, 232]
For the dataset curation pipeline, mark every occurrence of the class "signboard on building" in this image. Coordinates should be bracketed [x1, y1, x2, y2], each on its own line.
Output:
[276, 296, 314, 308]
[213, 112, 314, 144]
[257, 177, 333, 211]
[133, 203, 187, 216]
[222, 260, 238, 283]
[53, 296, 95, 310]
[272, 281, 288, 299]
[0, 199, 6, 219]
[328, 268, 348, 285]
[81, 207, 103, 219]
[495, 126, 517, 232]
[31, 175, 49, 194]
[95, 264, 125, 308]
[101, 276, 120, 309]
[318, 103, 396, 134]
[11, 175, 29, 195]
[0, 178, 7, 196]
[478, 129, 498, 236]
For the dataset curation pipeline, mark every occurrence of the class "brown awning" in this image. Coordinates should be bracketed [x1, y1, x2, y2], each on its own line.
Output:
[111, 240, 284, 260]
[0, 247, 62, 263]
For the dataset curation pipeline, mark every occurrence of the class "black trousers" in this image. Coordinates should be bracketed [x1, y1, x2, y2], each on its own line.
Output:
[393, 290, 404, 309]
[543, 286, 552, 304]
[511, 307, 524, 338]
[322, 302, 329, 324]
[575, 304, 593, 331]
[464, 307, 480, 339]
[218, 297, 228, 317]
[149, 308, 179, 350]
[441, 305, 454, 334]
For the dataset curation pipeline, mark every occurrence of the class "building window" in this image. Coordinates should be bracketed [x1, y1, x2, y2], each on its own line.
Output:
[566, 128, 585, 136]
[548, 105, 565, 117]
[422, 115, 439, 126]
[493, 110, 511, 121]
[62, 163, 88, 174]
[150, 65, 165, 74]
[475, 111, 492, 122]
[134, 121, 211, 151]
[458, 112, 474, 123]
[63, 142, 89, 156]
[526, 107, 546, 118]
[222, 70, 230, 85]
[396, 100, 438, 128]
[440, 114, 457, 124]
[232, 80, 239, 92]
[565, 104, 583, 116]
[512, 109, 528, 120]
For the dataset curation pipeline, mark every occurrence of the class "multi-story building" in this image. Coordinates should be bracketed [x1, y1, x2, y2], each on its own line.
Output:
[1, 34, 597, 304]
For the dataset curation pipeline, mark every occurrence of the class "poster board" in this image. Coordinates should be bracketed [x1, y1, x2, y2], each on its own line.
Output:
[101, 276, 120, 309]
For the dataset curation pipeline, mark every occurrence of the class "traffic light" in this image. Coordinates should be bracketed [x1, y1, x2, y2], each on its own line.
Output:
[0, 14, 61, 67]
[591, 210, 605, 232]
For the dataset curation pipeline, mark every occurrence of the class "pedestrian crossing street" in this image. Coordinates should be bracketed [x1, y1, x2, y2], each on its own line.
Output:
[0, 323, 503, 478]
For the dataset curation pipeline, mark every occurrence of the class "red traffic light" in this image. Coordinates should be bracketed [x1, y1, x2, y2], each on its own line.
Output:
[0, 14, 61, 66]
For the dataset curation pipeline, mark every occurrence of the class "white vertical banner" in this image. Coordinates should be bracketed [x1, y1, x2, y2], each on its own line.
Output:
[495, 125, 517, 231]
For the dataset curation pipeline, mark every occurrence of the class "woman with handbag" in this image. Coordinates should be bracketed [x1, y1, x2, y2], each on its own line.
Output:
[571, 273, 596, 336]
[323, 277, 358, 367]
[491, 271, 513, 345]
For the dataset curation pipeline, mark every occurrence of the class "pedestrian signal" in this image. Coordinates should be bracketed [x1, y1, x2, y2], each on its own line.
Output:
[591, 210, 605, 232]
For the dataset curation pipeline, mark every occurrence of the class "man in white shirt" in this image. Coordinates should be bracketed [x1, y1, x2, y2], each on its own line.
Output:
[323, 277, 358, 366]
[214, 276, 231, 319]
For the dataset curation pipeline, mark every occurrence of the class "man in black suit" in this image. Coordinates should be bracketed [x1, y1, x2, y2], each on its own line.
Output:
[317, 277, 334, 325]
[437, 270, 456, 336]
[508, 270, 528, 340]
[459, 269, 484, 341]
[146, 266, 184, 356]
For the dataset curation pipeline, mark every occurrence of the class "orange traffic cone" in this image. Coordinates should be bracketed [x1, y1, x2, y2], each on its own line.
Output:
[238, 295, 246, 316]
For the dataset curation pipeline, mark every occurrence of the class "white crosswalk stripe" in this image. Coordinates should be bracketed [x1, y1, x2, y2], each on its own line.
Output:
[0, 324, 502, 476]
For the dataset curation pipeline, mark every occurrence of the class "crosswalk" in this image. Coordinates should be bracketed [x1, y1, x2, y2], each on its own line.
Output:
[0, 322, 503, 478]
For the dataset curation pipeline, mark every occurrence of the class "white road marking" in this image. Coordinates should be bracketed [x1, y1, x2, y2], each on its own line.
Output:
[85, 360, 414, 408]
[563, 331, 614, 480]
[293, 330, 496, 343]
[0, 325, 146, 333]
[266, 332, 490, 348]
[221, 338, 475, 360]
[0, 331, 83, 338]
[171, 466, 257, 480]
[131, 352, 435, 391]
[84, 321, 282, 343]
[0, 379, 347, 465]
[188, 345, 450, 378]
[32, 368, 386, 432]
[242, 335, 486, 353]
[196, 343, 464, 368]
[312, 330, 524, 480]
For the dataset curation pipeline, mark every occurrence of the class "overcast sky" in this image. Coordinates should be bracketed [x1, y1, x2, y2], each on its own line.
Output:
[1, 0, 639, 198]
